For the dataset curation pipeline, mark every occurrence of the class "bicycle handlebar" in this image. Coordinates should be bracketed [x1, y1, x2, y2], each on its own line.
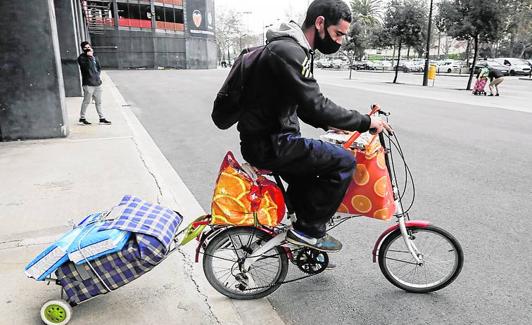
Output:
[342, 105, 382, 149]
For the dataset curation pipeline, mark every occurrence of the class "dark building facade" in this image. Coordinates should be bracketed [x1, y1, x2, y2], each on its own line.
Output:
[0, 0, 216, 141]
[89, 0, 217, 69]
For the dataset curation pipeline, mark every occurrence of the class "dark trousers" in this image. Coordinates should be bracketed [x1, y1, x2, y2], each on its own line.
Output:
[241, 135, 355, 238]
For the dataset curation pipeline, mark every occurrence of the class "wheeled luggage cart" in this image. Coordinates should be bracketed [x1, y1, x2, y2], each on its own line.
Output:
[29, 195, 183, 325]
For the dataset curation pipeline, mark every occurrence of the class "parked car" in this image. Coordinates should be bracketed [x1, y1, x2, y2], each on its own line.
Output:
[371, 60, 391, 70]
[379, 60, 393, 70]
[350, 60, 376, 70]
[315, 59, 333, 69]
[395, 60, 423, 72]
[494, 58, 531, 76]
[331, 58, 347, 69]
[471, 60, 509, 76]
[438, 60, 468, 73]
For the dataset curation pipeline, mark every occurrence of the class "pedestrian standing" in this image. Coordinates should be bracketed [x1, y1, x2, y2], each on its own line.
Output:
[77, 41, 111, 125]
[488, 67, 505, 96]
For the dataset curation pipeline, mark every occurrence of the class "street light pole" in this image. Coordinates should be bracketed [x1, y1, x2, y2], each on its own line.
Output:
[422, 0, 434, 86]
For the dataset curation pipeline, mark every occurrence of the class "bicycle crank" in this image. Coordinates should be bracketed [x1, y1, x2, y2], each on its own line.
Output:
[294, 248, 329, 274]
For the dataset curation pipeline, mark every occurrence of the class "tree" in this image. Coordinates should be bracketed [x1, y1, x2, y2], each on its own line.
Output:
[350, 0, 383, 25]
[436, 0, 505, 90]
[341, 0, 385, 79]
[340, 21, 366, 79]
[382, 0, 427, 83]
[215, 9, 243, 63]
[499, 0, 532, 58]
[348, 0, 384, 60]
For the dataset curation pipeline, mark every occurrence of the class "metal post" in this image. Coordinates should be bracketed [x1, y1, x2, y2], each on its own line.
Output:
[422, 0, 434, 86]
[112, 0, 119, 29]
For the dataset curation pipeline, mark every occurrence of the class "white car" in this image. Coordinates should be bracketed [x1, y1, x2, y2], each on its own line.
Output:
[494, 58, 531, 76]
[315, 59, 333, 68]
[371, 60, 392, 70]
[438, 60, 467, 73]
[397, 60, 422, 72]
[332, 58, 347, 69]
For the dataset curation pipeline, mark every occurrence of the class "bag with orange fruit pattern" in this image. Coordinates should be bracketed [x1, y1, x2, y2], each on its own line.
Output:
[337, 133, 396, 220]
[211, 151, 286, 227]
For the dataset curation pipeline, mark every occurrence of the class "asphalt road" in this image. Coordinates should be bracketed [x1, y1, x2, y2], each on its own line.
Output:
[108, 69, 532, 325]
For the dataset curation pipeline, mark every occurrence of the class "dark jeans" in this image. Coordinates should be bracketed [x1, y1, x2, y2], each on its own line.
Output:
[241, 134, 355, 238]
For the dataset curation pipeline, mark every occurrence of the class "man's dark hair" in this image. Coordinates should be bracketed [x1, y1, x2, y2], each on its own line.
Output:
[80, 41, 90, 49]
[303, 0, 352, 29]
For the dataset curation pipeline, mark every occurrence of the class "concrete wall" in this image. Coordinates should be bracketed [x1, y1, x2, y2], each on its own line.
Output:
[89, 0, 216, 69]
[0, 0, 69, 141]
[55, 0, 83, 97]
[90, 31, 187, 69]
[185, 37, 217, 69]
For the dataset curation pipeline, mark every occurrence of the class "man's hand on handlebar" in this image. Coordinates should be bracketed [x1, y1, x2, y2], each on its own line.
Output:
[369, 116, 393, 135]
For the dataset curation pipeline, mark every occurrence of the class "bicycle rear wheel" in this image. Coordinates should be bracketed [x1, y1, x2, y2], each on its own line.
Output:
[378, 225, 463, 293]
[203, 227, 288, 300]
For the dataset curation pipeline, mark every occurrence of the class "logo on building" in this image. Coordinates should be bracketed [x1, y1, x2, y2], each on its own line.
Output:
[192, 10, 202, 28]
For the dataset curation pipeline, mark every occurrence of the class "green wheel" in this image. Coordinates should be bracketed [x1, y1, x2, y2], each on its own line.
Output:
[40, 300, 72, 325]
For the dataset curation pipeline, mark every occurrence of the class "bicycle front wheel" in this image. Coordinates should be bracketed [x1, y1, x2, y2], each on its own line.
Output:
[203, 227, 288, 300]
[378, 225, 463, 293]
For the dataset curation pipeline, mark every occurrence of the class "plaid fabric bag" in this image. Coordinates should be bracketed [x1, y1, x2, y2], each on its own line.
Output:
[56, 234, 165, 305]
[56, 196, 182, 305]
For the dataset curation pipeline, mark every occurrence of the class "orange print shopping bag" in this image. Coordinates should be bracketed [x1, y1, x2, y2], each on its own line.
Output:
[211, 151, 285, 226]
[338, 133, 396, 220]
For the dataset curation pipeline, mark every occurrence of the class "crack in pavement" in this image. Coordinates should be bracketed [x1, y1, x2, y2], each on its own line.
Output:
[176, 246, 221, 325]
[0, 236, 58, 251]
[130, 136, 164, 203]
[128, 125, 221, 324]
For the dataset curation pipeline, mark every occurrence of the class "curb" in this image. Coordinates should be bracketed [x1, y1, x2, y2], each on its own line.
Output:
[104, 72, 285, 325]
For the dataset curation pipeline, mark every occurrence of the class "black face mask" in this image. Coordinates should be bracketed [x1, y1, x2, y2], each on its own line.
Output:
[315, 24, 341, 54]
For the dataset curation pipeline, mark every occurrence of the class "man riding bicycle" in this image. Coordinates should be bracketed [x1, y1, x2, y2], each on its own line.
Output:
[238, 0, 391, 252]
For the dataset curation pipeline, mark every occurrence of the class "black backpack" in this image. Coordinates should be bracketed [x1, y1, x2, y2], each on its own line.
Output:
[212, 45, 266, 129]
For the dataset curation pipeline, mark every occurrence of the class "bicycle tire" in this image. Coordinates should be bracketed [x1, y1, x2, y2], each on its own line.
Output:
[378, 225, 463, 293]
[203, 227, 289, 300]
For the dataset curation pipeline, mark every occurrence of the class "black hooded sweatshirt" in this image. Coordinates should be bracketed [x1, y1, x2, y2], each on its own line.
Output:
[238, 22, 371, 155]
[77, 53, 102, 86]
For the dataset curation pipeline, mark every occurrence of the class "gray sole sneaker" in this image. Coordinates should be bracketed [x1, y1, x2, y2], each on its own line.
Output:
[286, 230, 342, 252]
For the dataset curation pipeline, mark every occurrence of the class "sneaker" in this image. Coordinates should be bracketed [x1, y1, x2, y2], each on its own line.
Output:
[99, 118, 112, 125]
[495, 94, 500, 96]
[286, 229, 342, 252]
[79, 118, 91, 125]
[488, 94, 494, 96]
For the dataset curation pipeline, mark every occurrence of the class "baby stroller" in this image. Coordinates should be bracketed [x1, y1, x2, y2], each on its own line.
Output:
[473, 78, 487, 95]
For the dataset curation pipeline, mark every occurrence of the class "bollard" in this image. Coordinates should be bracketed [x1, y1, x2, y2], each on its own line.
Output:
[428, 64, 437, 86]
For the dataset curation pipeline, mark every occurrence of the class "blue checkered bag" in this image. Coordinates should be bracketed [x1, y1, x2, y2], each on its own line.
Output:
[100, 195, 181, 252]
[55, 196, 183, 305]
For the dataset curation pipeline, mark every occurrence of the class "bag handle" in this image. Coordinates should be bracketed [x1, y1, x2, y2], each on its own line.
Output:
[342, 105, 380, 149]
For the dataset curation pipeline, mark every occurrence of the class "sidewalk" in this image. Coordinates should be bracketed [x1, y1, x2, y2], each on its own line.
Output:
[0, 72, 284, 325]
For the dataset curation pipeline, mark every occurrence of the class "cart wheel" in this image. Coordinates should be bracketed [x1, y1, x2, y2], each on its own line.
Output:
[40, 300, 72, 325]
